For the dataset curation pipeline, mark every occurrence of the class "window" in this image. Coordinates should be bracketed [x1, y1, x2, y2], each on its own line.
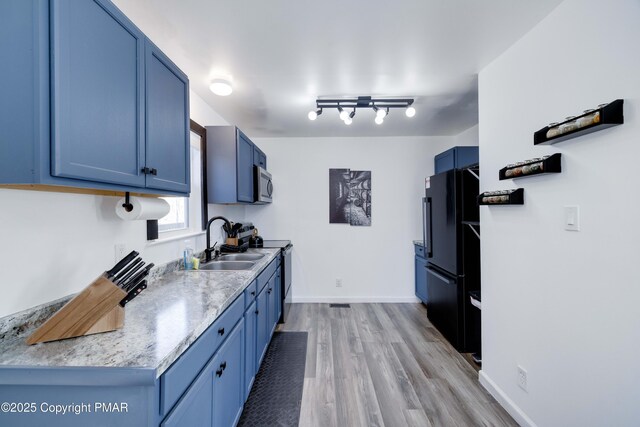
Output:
[158, 131, 203, 236]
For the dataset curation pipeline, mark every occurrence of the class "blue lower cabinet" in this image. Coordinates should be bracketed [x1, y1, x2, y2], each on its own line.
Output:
[256, 285, 270, 369]
[212, 318, 244, 427]
[267, 275, 278, 339]
[415, 255, 428, 303]
[161, 364, 213, 427]
[243, 300, 257, 400]
[274, 269, 282, 325]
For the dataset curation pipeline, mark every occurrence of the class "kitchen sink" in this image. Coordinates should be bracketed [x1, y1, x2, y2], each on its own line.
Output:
[218, 253, 265, 261]
[199, 261, 255, 271]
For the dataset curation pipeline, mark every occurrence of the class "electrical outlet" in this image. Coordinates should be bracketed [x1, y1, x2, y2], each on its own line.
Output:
[114, 244, 126, 263]
[517, 366, 528, 392]
[335, 279, 343, 288]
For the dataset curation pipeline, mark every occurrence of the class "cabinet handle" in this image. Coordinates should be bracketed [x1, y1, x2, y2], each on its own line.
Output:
[221, 362, 227, 371]
[251, 291, 255, 296]
[268, 287, 272, 293]
[218, 327, 225, 336]
[150, 168, 158, 176]
[255, 310, 259, 315]
[141, 167, 150, 174]
[216, 368, 223, 377]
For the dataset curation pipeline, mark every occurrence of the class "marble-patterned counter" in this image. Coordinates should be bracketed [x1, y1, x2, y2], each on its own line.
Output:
[0, 248, 279, 377]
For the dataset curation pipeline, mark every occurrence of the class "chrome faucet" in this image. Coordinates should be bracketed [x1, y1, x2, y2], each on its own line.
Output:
[205, 216, 231, 262]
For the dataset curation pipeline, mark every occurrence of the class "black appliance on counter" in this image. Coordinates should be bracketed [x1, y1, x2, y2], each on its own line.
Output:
[423, 166, 480, 353]
[260, 240, 293, 324]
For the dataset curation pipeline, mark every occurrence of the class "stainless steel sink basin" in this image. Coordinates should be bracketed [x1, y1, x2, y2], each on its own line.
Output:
[218, 253, 265, 261]
[199, 261, 255, 271]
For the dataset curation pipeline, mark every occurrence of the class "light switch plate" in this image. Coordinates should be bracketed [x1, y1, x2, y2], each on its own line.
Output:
[564, 205, 580, 231]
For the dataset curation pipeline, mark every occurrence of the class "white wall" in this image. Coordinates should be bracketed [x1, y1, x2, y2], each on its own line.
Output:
[246, 135, 474, 302]
[455, 124, 479, 147]
[478, 1, 640, 425]
[0, 91, 239, 318]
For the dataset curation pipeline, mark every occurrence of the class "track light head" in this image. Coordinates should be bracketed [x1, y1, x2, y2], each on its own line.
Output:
[308, 108, 322, 121]
[376, 107, 388, 119]
[338, 107, 349, 121]
[405, 106, 416, 118]
[344, 117, 353, 125]
[349, 109, 356, 119]
[375, 115, 384, 125]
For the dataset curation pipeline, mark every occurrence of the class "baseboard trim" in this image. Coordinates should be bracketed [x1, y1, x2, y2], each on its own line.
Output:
[292, 296, 421, 303]
[479, 370, 536, 427]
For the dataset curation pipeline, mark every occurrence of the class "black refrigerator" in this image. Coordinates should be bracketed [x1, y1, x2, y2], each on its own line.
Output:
[423, 167, 480, 353]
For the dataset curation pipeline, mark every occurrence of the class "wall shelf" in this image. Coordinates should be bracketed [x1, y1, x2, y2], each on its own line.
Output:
[534, 99, 624, 145]
[499, 153, 562, 180]
[478, 188, 524, 206]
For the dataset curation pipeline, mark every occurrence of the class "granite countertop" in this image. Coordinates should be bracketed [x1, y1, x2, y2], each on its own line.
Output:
[0, 248, 280, 378]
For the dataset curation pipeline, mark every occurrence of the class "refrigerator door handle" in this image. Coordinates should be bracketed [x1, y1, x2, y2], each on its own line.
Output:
[427, 267, 453, 284]
[426, 197, 433, 258]
[422, 198, 427, 250]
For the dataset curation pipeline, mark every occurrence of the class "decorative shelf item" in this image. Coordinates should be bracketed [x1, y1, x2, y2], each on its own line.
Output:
[478, 188, 524, 206]
[499, 153, 562, 180]
[534, 99, 623, 145]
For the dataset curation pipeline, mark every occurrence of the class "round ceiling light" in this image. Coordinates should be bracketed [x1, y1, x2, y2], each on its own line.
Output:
[209, 78, 233, 96]
[405, 106, 416, 118]
[375, 116, 384, 125]
[344, 117, 353, 125]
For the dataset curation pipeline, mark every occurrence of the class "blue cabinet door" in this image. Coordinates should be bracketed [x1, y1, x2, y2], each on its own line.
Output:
[236, 130, 254, 202]
[253, 146, 267, 169]
[274, 269, 282, 324]
[161, 361, 213, 427]
[267, 275, 277, 338]
[256, 285, 269, 369]
[244, 301, 257, 401]
[415, 255, 428, 303]
[50, 0, 146, 187]
[0, 0, 49, 184]
[145, 39, 190, 193]
[212, 318, 244, 427]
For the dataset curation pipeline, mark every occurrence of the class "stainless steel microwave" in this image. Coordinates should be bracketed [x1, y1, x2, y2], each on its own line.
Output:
[254, 166, 273, 203]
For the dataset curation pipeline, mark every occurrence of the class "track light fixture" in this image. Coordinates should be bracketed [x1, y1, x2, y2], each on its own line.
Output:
[308, 96, 415, 125]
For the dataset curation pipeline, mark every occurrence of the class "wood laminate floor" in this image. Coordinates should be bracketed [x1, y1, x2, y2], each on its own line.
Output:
[278, 303, 516, 427]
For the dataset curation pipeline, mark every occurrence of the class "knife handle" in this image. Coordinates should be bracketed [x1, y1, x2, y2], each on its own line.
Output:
[119, 281, 147, 307]
[106, 250, 139, 278]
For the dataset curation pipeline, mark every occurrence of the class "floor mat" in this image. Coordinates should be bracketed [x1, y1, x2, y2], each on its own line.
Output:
[238, 331, 308, 427]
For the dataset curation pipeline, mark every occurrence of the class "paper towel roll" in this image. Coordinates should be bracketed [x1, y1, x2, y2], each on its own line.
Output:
[115, 197, 170, 221]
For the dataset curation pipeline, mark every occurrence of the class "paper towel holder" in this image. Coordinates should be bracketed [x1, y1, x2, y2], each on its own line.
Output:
[122, 192, 134, 213]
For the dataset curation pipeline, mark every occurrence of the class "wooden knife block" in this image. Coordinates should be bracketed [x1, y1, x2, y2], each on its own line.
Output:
[27, 274, 127, 345]
[225, 237, 239, 246]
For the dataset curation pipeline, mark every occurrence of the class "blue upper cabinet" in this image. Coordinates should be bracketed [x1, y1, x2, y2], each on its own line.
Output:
[434, 146, 479, 174]
[145, 40, 190, 193]
[0, 0, 49, 185]
[253, 146, 266, 169]
[237, 131, 255, 202]
[206, 126, 269, 204]
[50, 0, 146, 187]
[0, 0, 190, 196]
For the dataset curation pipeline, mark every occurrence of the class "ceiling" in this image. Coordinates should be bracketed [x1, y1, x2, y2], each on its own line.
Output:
[113, 0, 563, 138]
